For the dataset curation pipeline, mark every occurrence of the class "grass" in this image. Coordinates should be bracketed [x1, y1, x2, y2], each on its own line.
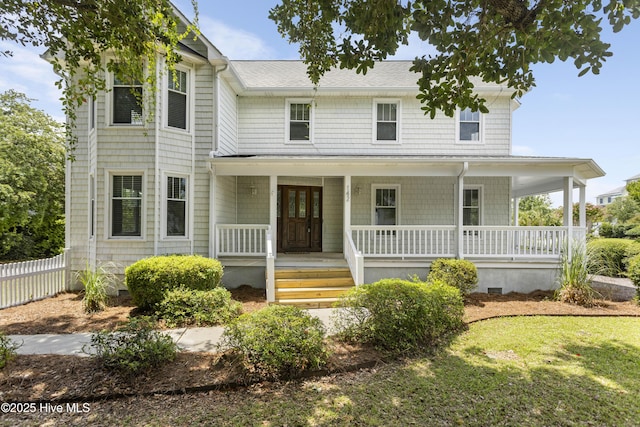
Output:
[7, 316, 638, 426]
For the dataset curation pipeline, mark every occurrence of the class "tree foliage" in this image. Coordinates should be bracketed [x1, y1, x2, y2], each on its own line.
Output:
[0, 90, 65, 260]
[1, 0, 199, 153]
[606, 196, 640, 224]
[518, 195, 561, 226]
[270, 0, 640, 117]
[626, 180, 640, 204]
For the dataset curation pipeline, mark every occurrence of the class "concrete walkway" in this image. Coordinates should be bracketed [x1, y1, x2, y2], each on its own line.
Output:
[8, 308, 338, 356]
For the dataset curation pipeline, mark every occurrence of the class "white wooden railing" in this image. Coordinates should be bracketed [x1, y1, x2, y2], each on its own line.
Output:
[344, 231, 365, 285]
[463, 226, 569, 258]
[216, 224, 270, 256]
[265, 232, 275, 302]
[351, 226, 456, 258]
[0, 250, 70, 309]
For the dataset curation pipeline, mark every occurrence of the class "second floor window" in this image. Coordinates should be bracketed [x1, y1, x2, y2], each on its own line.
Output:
[113, 76, 143, 125]
[459, 108, 481, 141]
[289, 102, 311, 141]
[376, 102, 398, 141]
[167, 69, 188, 130]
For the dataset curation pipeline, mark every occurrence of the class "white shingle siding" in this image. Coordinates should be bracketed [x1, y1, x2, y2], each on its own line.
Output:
[218, 77, 238, 155]
[237, 96, 511, 156]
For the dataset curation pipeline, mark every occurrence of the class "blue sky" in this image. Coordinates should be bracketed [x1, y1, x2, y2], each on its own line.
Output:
[1, 0, 638, 205]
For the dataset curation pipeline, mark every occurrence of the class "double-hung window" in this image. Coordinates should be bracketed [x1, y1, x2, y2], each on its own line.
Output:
[287, 101, 312, 142]
[167, 69, 188, 130]
[111, 174, 143, 237]
[166, 176, 187, 237]
[373, 186, 399, 226]
[458, 108, 481, 142]
[463, 187, 481, 226]
[112, 75, 143, 125]
[374, 100, 399, 142]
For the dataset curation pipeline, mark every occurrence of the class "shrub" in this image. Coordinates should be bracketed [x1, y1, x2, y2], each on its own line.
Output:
[87, 317, 178, 377]
[555, 240, 597, 307]
[333, 278, 464, 354]
[587, 238, 638, 277]
[598, 222, 630, 239]
[155, 287, 241, 328]
[76, 262, 116, 313]
[627, 254, 640, 301]
[427, 258, 478, 295]
[125, 255, 223, 310]
[0, 333, 20, 369]
[219, 305, 328, 380]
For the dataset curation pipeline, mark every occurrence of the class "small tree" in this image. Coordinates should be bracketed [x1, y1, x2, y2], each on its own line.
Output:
[606, 197, 639, 224]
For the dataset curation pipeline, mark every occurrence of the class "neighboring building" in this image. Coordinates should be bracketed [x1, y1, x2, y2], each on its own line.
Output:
[60, 5, 604, 304]
[596, 173, 640, 206]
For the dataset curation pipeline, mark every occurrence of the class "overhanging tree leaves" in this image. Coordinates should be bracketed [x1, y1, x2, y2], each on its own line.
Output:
[270, 0, 640, 117]
[1, 0, 199, 154]
[0, 90, 65, 260]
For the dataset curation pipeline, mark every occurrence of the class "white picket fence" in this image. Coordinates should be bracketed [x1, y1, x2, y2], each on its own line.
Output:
[0, 250, 70, 309]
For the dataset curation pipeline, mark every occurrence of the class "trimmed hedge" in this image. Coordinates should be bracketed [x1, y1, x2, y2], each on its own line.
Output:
[155, 287, 241, 328]
[219, 305, 328, 380]
[427, 258, 478, 295]
[333, 278, 464, 354]
[125, 255, 223, 310]
[587, 239, 640, 277]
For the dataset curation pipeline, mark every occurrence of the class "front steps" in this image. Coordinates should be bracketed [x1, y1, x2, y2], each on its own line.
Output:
[274, 267, 355, 308]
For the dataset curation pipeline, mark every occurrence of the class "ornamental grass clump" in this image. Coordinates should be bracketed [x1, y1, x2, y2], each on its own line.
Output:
[555, 240, 598, 307]
[76, 262, 116, 313]
[333, 278, 464, 354]
[219, 305, 328, 380]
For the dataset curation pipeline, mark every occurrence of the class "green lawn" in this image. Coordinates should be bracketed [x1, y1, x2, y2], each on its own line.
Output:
[6, 316, 640, 426]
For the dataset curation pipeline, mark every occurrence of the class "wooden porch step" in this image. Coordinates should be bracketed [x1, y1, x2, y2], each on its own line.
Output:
[275, 267, 352, 279]
[273, 267, 355, 307]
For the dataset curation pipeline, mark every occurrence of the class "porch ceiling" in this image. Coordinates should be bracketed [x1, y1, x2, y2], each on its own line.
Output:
[209, 154, 604, 196]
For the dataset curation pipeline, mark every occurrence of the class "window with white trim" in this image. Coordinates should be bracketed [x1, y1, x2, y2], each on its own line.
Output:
[166, 176, 187, 237]
[287, 101, 312, 142]
[458, 108, 481, 141]
[112, 75, 143, 125]
[463, 187, 481, 226]
[373, 186, 399, 226]
[375, 102, 398, 141]
[167, 69, 188, 130]
[111, 174, 143, 237]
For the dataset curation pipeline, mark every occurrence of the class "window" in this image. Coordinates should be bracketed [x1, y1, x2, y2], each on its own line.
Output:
[287, 101, 312, 142]
[111, 174, 143, 237]
[166, 176, 187, 237]
[112, 75, 143, 125]
[458, 108, 481, 142]
[373, 186, 399, 226]
[167, 69, 188, 130]
[375, 102, 398, 141]
[463, 188, 481, 226]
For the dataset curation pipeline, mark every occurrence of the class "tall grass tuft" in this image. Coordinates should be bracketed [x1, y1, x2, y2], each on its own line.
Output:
[76, 262, 116, 313]
[555, 239, 598, 307]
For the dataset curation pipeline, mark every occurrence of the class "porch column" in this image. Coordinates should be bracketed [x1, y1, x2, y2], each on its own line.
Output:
[563, 176, 574, 258]
[579, 183, 587, 229]
[513, 197, 520, 226]
[269, 175, 278, 258]
[208, 165, 217, 258]
[456, 162, 468, 259]
[343, 175, 352, 253]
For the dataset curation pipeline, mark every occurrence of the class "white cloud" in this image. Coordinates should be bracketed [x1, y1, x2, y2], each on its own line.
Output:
[390, 32, 437, 60]
[200, 16, 276, 60]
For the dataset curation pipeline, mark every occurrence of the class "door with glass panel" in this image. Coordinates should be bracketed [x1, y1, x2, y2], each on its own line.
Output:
[278, 185, 322, 252]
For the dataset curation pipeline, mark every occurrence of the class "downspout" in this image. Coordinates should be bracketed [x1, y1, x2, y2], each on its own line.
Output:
[457, 162, 469, 259]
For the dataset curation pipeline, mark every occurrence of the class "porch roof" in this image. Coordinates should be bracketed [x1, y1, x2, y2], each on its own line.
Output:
[209, 154, 604, 198]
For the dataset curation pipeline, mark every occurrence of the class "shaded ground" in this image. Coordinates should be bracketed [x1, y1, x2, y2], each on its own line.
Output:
[1, 287, 639, 403]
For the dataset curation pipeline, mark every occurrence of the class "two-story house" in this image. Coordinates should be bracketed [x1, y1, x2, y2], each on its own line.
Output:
[63, 6, 604, 306]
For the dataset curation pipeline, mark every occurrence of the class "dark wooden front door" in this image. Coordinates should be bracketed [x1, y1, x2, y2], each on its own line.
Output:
[278, 185, 322, 252]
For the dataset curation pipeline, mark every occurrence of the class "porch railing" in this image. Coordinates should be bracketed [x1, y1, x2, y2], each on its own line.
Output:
[0, 250, 70, 309]
[462, 226, 569, 258]
[216, 224, 270, 256]
[351, 226, 456, 258]
[344, 231, 364, 285]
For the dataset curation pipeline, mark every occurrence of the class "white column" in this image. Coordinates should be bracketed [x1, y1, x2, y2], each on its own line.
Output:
[456, 174, 465, 259]
[513, 197, 520, 226]
[579, 184, 587, 228]
[344, 176, 352, 254]
[563, 177, 574, 259]
[269, 175, 278, 258]
[208, 165, 217, 258]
